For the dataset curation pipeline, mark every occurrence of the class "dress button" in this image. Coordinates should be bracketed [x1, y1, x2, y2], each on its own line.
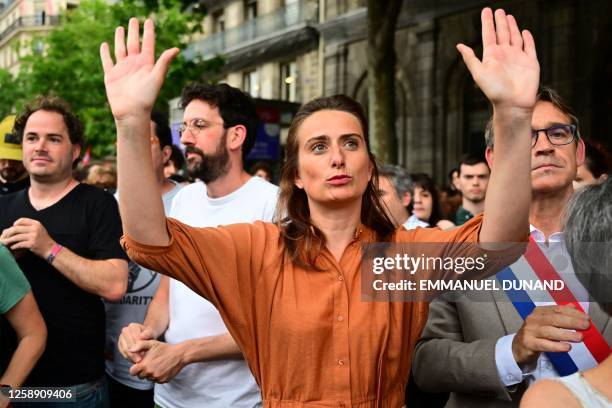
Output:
[337, 315, 344, 322]
[338, 275, 344, 281]
[338, 359, 344, 366]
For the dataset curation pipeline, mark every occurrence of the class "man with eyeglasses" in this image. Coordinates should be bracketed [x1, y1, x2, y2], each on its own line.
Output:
[116, 83, 276, 408]
[412, 87, 611, 408]
[0, 115, 30, 195]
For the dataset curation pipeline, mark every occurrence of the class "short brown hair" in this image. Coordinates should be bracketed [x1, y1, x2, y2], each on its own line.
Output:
[484, 87, 580, 149]
[14, 95, 85, 149]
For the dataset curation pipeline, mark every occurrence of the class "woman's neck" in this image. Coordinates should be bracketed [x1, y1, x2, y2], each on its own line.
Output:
[309, 198, 362, 262]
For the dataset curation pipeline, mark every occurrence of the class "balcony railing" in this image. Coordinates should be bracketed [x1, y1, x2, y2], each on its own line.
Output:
[0, 14, 60, 43]
[185, 0, 317, 60]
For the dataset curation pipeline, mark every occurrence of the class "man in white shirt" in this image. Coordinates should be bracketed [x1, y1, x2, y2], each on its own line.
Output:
[412, 87, 612, 407]
[117, 83, 277, 408]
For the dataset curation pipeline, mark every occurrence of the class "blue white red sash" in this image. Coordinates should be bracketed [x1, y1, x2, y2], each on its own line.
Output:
[496, 238, 611, 376]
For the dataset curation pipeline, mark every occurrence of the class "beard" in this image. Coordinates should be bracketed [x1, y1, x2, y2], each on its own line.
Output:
[188, 131, 231, 184]
[0, 161, 27, 183]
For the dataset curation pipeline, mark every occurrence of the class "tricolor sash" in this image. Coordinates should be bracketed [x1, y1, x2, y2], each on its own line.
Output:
[496, 238, 611, 376]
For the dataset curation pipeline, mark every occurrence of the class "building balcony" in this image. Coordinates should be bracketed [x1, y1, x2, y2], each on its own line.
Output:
[0, 14, 60, 44]
[185, 0, 319, 71]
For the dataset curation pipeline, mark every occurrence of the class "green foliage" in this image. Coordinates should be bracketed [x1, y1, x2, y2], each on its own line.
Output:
[0, 68, 26, 118]
[0, 0, 222, 158]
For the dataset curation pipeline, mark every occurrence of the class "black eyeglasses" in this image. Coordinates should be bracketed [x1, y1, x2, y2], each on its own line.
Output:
[531, 124, 577, 148]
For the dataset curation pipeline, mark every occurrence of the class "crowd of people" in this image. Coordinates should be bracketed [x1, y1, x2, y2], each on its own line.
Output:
[0, 6, 610, 408]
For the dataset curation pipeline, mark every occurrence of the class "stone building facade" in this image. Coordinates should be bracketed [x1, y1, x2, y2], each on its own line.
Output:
[180, 0, 612, 180]
[0, 0, 78, 74]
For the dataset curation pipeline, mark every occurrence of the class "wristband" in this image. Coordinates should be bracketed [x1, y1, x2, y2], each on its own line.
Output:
[46, 244, 64, 264]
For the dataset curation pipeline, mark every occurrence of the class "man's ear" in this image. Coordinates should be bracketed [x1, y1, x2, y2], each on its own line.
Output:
[485, 147, 494, 169]
[576, 139, 586, 167]
[162, 145, 173, 165]
[402, 191, 411, 207]
[72, 145, 82, 163]
[228, 125, 247, 152]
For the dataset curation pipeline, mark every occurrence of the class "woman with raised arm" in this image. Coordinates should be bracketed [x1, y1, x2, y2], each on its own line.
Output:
[101, 8, 538, 406]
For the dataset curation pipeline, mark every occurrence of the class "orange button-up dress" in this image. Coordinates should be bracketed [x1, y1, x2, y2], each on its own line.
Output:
[122, 215, 484, 407]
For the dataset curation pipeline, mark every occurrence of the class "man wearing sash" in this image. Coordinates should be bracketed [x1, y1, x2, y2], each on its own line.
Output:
[412, 87, 612, 407]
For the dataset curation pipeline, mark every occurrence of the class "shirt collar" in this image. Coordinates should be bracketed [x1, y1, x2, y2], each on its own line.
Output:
[529, 224, 564, 243]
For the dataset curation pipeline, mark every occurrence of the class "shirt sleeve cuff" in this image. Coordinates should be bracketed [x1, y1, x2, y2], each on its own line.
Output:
[495, 334, 524, 386]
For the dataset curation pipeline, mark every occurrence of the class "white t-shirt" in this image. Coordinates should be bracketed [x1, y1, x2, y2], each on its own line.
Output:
[154, 177, 278, 408]
[105, 181, 182, 390]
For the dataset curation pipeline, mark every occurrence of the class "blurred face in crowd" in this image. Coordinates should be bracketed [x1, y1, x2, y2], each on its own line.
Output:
[180, 100, 230, 183]
[22, 110, 80, 183]
[294, 110, 372, 207]
[163, 160, 178, 178]
[254, 168, 271, 182]
[530, 101, 584, 194]
[378, 175, 408, 226]
[0, 159, 26, 183]
[451, 169, 461, 191]
[412, 186, 433, 223]
[458, 162, 489, 203]
[86, 164, 116, 190]
[149, 121, 172, 176]
[573, 164, 607, 190]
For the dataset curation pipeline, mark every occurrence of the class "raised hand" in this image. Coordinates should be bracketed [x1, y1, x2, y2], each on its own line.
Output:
[100, 18, 179, 123]
[458, 8, 539, 112]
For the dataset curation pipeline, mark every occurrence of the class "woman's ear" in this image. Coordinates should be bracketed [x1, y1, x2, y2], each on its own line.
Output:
[294, 174, 304, 189]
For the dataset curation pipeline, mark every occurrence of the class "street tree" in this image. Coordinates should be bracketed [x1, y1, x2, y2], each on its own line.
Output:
[367, 0, 404, 163]
[7, 0, 222, 157]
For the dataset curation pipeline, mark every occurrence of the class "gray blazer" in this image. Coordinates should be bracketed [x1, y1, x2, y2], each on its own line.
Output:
[412, 284, 612, 408]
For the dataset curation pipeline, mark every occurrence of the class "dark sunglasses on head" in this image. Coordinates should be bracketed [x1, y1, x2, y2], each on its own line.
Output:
[3, 132, 20, 145]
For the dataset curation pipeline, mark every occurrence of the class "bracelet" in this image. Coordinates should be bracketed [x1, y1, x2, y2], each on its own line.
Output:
[46, 244, 64, 264]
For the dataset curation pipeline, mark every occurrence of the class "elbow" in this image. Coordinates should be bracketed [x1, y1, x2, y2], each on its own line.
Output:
[102, 280, 127, 302]
[101, 261, 129, 301]
[22, 320, 47, 363]
[35, 324, 48, 360]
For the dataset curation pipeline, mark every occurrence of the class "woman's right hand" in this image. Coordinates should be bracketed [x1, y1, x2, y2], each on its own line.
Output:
[100, 18, 179, 125]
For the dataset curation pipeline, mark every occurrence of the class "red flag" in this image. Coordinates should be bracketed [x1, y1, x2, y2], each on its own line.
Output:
[82, 146, 91, 166]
